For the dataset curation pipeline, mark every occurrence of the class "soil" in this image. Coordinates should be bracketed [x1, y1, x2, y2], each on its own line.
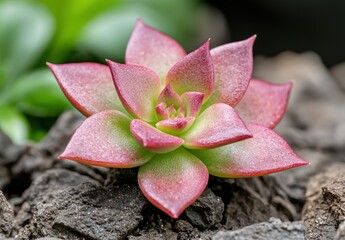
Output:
[1, 52, 345, 239]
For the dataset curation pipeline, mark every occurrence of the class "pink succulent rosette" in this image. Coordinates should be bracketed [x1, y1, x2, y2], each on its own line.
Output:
[48, 20, 308, 218]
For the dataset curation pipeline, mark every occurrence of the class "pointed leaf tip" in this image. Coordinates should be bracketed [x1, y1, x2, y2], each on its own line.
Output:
[236, 79, 292, 128]
[138, 148, 209, 218]
[207, 36, 255, 108]
[166, 40, 214, 101]
[47, 62, 124, 116]
[193, 123, 308, 178]
[107, 60, 162, 122]
[130, 119, 184, 153]
[126, 20, 186, 80]
[157, 84, 182, 108]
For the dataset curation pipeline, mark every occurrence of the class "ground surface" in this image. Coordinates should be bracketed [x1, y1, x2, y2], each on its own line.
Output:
[1, 52, 345, 239]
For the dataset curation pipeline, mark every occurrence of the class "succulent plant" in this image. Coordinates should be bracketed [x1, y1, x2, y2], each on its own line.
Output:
[48, 19, 308, 218]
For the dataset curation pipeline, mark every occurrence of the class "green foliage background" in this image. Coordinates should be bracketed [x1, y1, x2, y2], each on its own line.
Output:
[0, 0, 211, 143]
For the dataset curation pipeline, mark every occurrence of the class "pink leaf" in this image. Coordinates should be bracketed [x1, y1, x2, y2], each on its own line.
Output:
[236, 79, 292, 128]
[205, 36, 255, 108]
[126, 19, 186, 81]
[138, 148, 209, 218]
[130, 119, 184, 153]
[60, 110, 155, 168]
[181, 92, 204, 117]
[166, 40, 214, 101]
[192, 123, 308, 178]
[156, 117, 195, 135]
[182, 103, 252, 149]
[157, 84, 182, 108]
[155, 102, 169, 120]
[47, 62, 125, 116]
[107, 60, 162, 122]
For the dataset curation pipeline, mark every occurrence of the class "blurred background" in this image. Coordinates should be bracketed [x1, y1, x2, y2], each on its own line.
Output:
[210, 0, 345, 67]
[0, 0, 344, 144]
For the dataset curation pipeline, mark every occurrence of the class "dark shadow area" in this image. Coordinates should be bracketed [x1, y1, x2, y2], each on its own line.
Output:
[207, 0, 345, 67]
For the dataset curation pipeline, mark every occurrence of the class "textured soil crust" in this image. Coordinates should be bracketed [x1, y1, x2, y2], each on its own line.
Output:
[1, 52, 345, 239]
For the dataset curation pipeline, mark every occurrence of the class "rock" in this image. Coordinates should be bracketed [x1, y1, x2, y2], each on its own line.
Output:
[129, 217, 213, 240]
[11, 112, 84, 176]
[54, 160, 107, 184]
[335, 221, 345, 240]
[302, 163, 345, 240]
[331, 62, 345, 92]
[174, 220, 213, 240]
[23, 169, 101, 203]
[128, 229, 178, 240]
[184, 188, 224, 230]
[14, 169, 146, 239]
[128, 200, 216, 240]
[0, 190, 14, 237]
[37, 111, 85, 156]
[0, 129, 26, 166]
[0, 237, 15, 240]
[212, 218, 305, 240]
[50, 184, 145, 240]
[273, 149, 329, 204]
[127, 212, 178, 240]
[9, 112, 106, 198]
[254, 52, 343, 103]
[35, 238, 64, 240]
[222, 177, 293, 230]
[13, 169, 100, 237]
[0, 130, 26, 191]
[104, 168, 138, 187]
[174, 220, 194, 233]
[41, 112, 108, 182]
[254, 52, 345, 151]
[285, 100, 345, 150]
[0, 166, 9, 190]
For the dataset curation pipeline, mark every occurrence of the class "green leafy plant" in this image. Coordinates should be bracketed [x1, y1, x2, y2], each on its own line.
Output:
[48, 20, 308, 218]
[0, 1, 69, 142]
